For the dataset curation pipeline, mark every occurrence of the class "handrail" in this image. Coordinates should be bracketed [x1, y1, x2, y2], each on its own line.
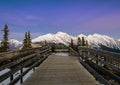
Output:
[0, 46, 49, 63]
[78, 46, 120, 84]
[0, 45, 51, 85]
[69, 46, 112, 84]
[69, 47, 78, 56]
[78, 47, 120, 60]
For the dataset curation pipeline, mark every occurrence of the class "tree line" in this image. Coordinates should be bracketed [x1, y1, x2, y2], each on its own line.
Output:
[0, 25, 89, 52]
[69, 37, 89, 50]
[0, 25, 32, 52]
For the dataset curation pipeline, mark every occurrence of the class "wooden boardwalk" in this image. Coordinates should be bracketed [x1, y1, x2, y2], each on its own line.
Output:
[23, 54, 99, 85]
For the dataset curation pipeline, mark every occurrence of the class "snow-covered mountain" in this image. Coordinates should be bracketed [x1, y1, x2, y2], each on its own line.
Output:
[9, 39, 22, 50]
[1, 32, 119, 51]
[32, 32, 120, 50]
[78, 34, 120, 49]
[32, 32, 76, 45]
[0, 39, 22, 50]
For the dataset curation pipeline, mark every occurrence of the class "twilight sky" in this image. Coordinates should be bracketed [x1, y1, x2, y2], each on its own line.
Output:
[0, 0, 120, 40]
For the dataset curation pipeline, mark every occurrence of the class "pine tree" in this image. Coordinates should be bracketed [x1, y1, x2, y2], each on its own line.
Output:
[82, 37, 85, 46]
[86, 40, 88, 46]
[51, 43, 55, 52]
[27, 31, 32, 48]
[0, 25, 9, 52]
[22, 31, 32, 49]
[70, 39, 74, 48]
[77, 37, 81, 46]
[22, 32, 28, 49]
[44, 40, 47, 46]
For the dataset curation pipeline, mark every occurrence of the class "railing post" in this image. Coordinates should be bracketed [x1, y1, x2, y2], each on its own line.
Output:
[10, 68, 14, 81]
[10, 74, 13, 81]
[20, 68, 23, 84]
[33, 67, 35, 71]
[69, 47, 71, 56]
[95, 54, 98, 65]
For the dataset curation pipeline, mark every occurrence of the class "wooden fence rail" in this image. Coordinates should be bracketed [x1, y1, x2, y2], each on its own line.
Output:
[78, 46, 120, 85]
[69, 46, 120, 84]
[0, 46, 51, 85]
[78, 47, 120, 69]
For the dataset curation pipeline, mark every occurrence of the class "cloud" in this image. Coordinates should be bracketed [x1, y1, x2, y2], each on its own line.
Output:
[0, 12, 43, 27]
[77, 12, 120, 31]
[25, 15, 40, 20]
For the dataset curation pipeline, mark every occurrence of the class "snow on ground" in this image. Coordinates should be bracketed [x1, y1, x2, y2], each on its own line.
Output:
[0, 68, 35, 85]
[53, 52, 68, 56]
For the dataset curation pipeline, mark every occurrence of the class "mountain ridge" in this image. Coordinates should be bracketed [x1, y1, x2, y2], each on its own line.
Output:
[1, 32, 119, 50]
[32, 32, 120, 49]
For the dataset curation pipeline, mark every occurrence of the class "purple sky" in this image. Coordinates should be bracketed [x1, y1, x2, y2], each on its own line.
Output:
[0, 0, 120, 40]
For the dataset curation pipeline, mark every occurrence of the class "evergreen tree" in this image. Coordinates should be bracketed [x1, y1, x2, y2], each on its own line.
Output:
[22, 31, 32, 49]
[22, 32, 28, 49]
[0, 25, 9, 52]
[77, 37, 81, 46]
[86, 40, 88, 46]
[44, 40, 47, 46]
[51, 43, 55, 52]
[82, 37, 85, 46]
[70, 39, 74, 48]
[27, 31, 32, 48]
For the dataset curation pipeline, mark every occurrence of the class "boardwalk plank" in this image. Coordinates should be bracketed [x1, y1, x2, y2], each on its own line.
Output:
[23, 55, 99, 85]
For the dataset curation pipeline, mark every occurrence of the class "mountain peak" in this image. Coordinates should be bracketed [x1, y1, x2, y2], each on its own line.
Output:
[57, 31, 65, 34]
[3, 32, 120, 51]
[92, 33, 108, 37]
[77, 34, 86, 38]
[56, 32, 69, 35]
[32, 32, 120, 49]
[10, 39, 20, 42]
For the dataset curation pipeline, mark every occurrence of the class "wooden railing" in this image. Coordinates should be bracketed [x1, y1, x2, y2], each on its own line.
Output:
[78, 46, 120, 85]
[0, 46, 51, 85]
[69, 47, 78, 56]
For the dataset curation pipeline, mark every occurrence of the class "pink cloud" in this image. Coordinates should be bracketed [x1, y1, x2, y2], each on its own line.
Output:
[0, 12, 42, 27]
[79, 12, 120, 30]
[25, 15, 40, 20]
